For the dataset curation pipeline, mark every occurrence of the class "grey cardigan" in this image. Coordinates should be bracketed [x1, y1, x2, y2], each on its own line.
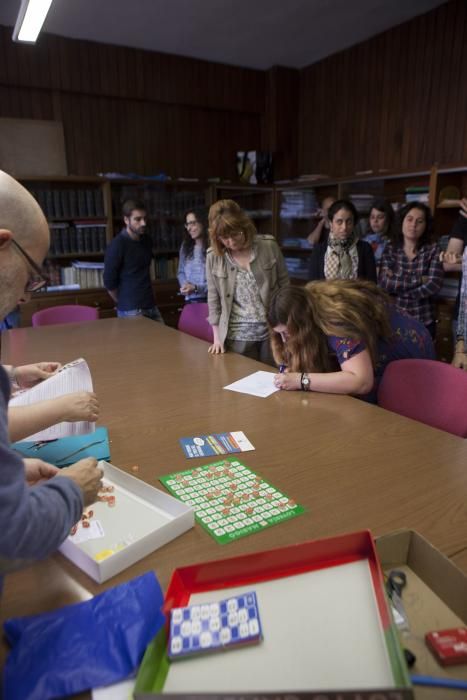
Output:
[206, 235, 289, 346]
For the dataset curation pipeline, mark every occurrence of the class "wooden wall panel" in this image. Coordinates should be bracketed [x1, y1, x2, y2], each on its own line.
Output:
[0, 25, 265, 178]
[299, 0, 467, 177]
[0, 0, 466, 181]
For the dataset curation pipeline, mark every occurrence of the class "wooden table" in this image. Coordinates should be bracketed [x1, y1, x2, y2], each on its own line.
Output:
[2, 318, 467, 696]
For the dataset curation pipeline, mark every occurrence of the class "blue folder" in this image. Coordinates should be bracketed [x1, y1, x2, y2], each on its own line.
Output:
[13, 426, 111, 467]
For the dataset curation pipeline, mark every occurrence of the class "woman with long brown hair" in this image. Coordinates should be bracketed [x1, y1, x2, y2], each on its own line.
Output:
[268, 280, 435, 402]
[207, 199, 289, 363]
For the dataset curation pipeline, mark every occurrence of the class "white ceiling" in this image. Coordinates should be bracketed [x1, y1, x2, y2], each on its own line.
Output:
[0, 0, 447, 70]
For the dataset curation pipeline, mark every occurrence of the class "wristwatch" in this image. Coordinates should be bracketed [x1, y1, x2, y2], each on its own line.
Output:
[300, 372, 310, 391]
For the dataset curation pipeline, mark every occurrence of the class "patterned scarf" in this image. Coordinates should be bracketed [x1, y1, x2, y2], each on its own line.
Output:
[324, 232, 358, 280]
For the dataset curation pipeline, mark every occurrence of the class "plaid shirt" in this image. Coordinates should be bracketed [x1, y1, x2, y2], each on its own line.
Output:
[378, 242, 444, 326]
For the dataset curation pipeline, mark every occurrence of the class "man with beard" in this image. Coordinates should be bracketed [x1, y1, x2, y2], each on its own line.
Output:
[104, 199, 163, 321]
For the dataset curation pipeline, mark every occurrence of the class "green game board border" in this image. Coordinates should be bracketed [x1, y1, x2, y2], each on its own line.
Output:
[160, 457, 305, 545]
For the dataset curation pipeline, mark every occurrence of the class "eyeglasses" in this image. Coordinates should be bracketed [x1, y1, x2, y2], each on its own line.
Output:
[218, 231, 244, 242]
[11, 239, 48, 292]
[185, 220, 199, 229]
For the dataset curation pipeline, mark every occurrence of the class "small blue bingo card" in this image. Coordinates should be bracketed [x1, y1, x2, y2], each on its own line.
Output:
[168, 591, 262, 659]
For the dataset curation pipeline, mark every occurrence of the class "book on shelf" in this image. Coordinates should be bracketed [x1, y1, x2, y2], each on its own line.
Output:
[48, 222, 107, 256]
[42, 260, 105, 290]
[71, 260, 105, 289]
[280, 189, 318, 219]
[29, 187, 105, 220]
[154, 256, 179, 280]
[349, 194, 374, 213]
[405, 186, 429, 204]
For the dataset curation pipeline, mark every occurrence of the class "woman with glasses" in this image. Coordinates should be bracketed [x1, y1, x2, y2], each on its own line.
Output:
[207, 199, 289, 362]
[178, 209, 209, 303]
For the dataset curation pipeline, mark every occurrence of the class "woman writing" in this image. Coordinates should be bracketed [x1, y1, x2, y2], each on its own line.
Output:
[178, 208, 208, 303]
[207, 199, 289, 363]
[378, 202, 443, 338]
[269, 281, 435, 403]
[309, 199, 376, 282]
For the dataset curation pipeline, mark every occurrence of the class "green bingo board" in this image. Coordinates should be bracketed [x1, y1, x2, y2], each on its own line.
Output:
[160, 457, 305, 545]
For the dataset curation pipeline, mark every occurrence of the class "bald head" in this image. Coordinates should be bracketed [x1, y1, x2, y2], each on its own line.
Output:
[0, 172, 50, 319]
[0, 171, 49, 250]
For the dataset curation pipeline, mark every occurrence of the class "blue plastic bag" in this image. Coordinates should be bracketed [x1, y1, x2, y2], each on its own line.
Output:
[3, 571, 165, 700]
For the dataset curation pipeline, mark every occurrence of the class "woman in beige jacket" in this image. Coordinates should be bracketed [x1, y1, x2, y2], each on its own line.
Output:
[207, 199, 289, 363]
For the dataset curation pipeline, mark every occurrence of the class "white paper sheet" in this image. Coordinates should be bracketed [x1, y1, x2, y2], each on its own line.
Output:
[9, 358, 95, 440]
[92, 678, 134, 700]
[224, 370, 279, 398]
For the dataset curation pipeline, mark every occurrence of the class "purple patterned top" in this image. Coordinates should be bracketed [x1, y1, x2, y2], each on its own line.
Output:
[327, 305, 435, 402]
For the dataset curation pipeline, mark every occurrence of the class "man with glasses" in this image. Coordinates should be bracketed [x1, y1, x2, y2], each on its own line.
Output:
[0, 170, 103, 592]
[104, 199, 163, 322]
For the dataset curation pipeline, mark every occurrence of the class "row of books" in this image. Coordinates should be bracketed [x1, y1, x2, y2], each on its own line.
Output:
[49, 223, 107, 255]
[29, 188, 105, 219]
[42, 256, 180, 291]
[405, 186, 430, 204]
[148, 226, 184, 251]
[112, 188, 205, 218]
[280, 189, 319, 219]
[43, 261, 105, 289]
[151, 256, 179, 280]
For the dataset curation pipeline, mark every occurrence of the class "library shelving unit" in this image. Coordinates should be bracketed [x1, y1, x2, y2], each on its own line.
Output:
[19, 175, 115, 325]
[275, 179, 339, 282]
[14, 165, 466, 348]
[274, 164, 466, 361]
[208, 183, 275, 238]
[18, 177, 213, 328]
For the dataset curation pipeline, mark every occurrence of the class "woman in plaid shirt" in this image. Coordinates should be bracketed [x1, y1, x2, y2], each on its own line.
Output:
[378, 202, 444, 338]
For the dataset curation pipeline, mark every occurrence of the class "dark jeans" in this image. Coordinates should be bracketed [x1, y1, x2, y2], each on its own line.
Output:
[117, 307, 164, 323]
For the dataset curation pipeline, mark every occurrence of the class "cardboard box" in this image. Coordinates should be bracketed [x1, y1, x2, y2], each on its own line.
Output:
[59, 462, 194, 583]
[376, 529, 467, 700]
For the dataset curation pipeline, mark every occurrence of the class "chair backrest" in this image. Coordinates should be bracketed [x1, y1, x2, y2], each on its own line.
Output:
[177, 303, 213, 343]
[32, 305, 99, 327]
[377, 359, 467, 438]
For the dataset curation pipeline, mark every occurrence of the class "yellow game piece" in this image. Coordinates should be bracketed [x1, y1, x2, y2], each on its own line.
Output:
[94, 549, 114, 562]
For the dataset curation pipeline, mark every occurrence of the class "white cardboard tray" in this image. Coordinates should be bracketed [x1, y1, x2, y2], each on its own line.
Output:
[59, 461, 194, 583]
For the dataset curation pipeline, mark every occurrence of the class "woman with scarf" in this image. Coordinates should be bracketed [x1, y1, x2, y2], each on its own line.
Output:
[308, 199, 377, 283]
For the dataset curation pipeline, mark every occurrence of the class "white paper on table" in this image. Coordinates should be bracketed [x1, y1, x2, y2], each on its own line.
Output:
[9, 358, 95, 440]
[92, 678, 134, 700]
[224, 370, 279, 398]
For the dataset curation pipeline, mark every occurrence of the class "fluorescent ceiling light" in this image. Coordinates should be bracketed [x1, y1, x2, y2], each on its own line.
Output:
[13, 0, 54, 43]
